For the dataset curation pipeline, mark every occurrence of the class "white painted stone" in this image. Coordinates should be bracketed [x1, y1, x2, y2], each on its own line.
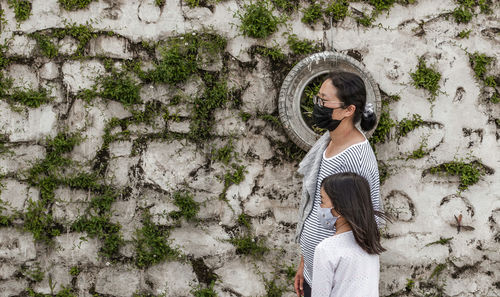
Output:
[213, 109, 246, 136]
[149, 200, 178, 226]
[146, 261, 197, 296]
[54, 187, 90, 203]
[0, 279, 29, 297]
[170, 224, 234, 258]
[89, 35, 133, 59]
[240, 59, 277, 114]
[128, 117, 165, 134]
[168, 120, 191, 134]
[110, 200, 140, 241]
[7, 64, 39, 89]
[138, 0, 162, 24]
[32, 265, 72, 295]
[383, 190, 416, 222]
[52, 202, 87, 223]
[0, 264, 17, 280]
[235, 134, 273, 160]
[243, 195, 271, 217]
[0, 102, 57, 142]
[215, 258, 266, 297]
[0, 144, 45, 175]
[109, 141, 133, 157]
[106, 156, 139, 187]
[0, 228, 36, 262]
[142, 140, 205, 191]
[58, 36, 79, 56]
[62, 60, 105, 93]
[6, 35, 37, 57]
[76, 272, 96, 297]
[198, 47, 223, 72]
[95, 267, 141, 297]
[49, 233, 100, 266]
[40, 81, 65, 103]
[39, 62, 59, 80]
[0, 179, 38, 215]
[226, 35, 254, 63]
[188, 167, 225, 195]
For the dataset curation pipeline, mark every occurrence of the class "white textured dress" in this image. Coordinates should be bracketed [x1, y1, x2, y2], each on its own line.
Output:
[311, 231, 380, 297]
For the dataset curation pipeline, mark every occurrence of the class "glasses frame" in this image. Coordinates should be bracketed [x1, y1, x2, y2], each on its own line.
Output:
[313, 95, 345, 108]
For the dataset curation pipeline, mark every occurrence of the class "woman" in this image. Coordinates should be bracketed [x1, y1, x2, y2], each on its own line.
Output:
[312, 172, 388, 296]
[294, 71, 381, 297]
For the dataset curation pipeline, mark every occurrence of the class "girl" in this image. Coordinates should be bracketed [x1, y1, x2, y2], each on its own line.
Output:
[312, 172, 388, 297]
[294, 71, 381, 297]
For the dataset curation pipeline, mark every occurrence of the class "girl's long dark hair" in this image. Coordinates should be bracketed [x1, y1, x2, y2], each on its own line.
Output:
[321, 172, 389, 255]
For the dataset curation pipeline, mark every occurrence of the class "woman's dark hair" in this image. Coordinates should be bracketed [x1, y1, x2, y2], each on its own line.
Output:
[321, 172, 389, 255]
[326, 71, 377, 131]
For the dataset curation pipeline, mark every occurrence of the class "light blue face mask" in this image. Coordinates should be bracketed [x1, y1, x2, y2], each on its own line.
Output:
[318, 207, 338, 230]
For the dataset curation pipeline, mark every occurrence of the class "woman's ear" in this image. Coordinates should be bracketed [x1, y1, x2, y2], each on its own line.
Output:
[344, 104, 356, 117]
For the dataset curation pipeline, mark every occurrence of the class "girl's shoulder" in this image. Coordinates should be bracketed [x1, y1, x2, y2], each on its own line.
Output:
[316, 231, 356, 251]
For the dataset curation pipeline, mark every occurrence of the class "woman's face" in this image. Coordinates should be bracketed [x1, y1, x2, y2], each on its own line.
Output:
[317, 80, 347, 121]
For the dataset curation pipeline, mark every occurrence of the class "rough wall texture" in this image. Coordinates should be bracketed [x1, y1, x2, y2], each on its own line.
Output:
[0, 0, 499, 296]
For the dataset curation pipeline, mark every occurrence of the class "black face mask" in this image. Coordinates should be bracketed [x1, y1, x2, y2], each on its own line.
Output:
[313, 104, 343, 131]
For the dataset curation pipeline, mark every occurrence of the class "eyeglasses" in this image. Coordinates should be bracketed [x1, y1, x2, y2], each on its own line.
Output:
[313, 95, 345, 108]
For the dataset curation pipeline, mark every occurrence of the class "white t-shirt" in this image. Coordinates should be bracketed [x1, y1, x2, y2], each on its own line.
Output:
[312, 231, 380, 297]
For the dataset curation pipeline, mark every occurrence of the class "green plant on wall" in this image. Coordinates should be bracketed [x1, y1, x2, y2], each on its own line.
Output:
[29, 33, 59, 58]
[452, 0, 493, 24]
[410, 57, 442, 102]
[468, 52, 499, 103]
[53, 21, 98, 57]
[100, 73, 142, 106]
[8, 0, 32, 22]
[287, 34, 321, 56]
[396, 114, 424, 138]
[235, 1, 283, 39]
[301, 2, 323, 25]
[428, 158, 489, 191]
[170, 190, 200, 221]
[58, 0, 97, 11]
[326, 0, 350, 22]
[135, 212, 179, 268]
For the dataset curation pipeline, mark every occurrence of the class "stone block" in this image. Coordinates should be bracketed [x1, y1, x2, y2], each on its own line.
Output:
[106, 156, 139, 187]
[138, 0, 161, 24]
[170, 224, 234, 258]
[213, 109, 246, 136]
[32, 265, 72, 295]
[6, 35, 37, 57]
[146, 261, 197, 296]
[215, 258, 266, 297]
[62, 60, 105, 93]
[0, 264, 17, 280]
[89, 36, 133, 59]
[7, 64, 39, 89]
[109, 141, 133, 158]
[58, 36, 78, 56]
[0, 228, 36, 262]
[52, 202, 87, 223]
[39, 62, 59, 80]
[0, 179, 39, 215]
[0, 279, 29, 297]
[49, 233, 100, 266]
[168, 120, 191, 134]
[95, 267, 141, 297]
[0, 144, 45, 175]
[142, 140, 205, 191]
[0, 102, 57, 142]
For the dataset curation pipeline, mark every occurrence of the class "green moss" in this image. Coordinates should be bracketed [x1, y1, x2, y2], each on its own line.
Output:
[469, 52, 494, 80]
[8, 0, 32, 22]
[326, 0, 349, 22]
[367, 0, 396, 12]
[149, 43, 197, 85]
[405, 278, 415, 291]
[257, 113, 281, 128]
[255, 45, 286, 62]
[287, 34, 321, 55]
[100, 74, 142, 106]
[410, 57, 442, 102]
[301, 2, 323, 25]
[425, 237, 453, 247]
[237, 213, 252, 229]
[192, 282, 218, 297]
[219, 163, 247, 201]
[453, 6, 474, 23]
[24, 199, 61, 243]
[452, 0, 493, 23]
[211, 140, 235, 165]
[69, 266, 80, 276]
[72, 214, 123, 259]
[53, 21, 97, 57]
[430, 263, 447, 279]
[272, 0, 300, 13]
[229, 234, 269, 258]
[457, 29, 471, 38]
[490, 92, 500, 104]
[11, 87, 54, 108]
[155, 0, 166, 6]
[484, 76, 497, 88]
[235, 1, 282, 39]
[30, 33, 59, 58]
[284, 264, 296, 281]
[264, 278, 286, 297]
[356, 13, 374, 27]
[135, 212, 179, 268]
[190, 76, 229, 140]
[397, 114, 424, 138]
[27, 286, 77, 297]
[58, 0, 97, 10]
[170, 190, 200, 221]
[429, 159, 487, 191]
[370, 110, 395, 145]
[239, 111, 252, 122]
[406, 141, 427, 160]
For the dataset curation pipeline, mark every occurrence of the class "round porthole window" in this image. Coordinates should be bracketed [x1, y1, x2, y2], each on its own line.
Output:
[278, 51, 382, 151]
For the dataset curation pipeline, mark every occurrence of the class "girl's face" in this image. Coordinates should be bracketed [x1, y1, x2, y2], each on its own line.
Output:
[320, 187, 341, 217]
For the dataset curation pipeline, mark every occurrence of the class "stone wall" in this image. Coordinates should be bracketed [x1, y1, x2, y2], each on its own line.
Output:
[0, 0, 499, 296]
